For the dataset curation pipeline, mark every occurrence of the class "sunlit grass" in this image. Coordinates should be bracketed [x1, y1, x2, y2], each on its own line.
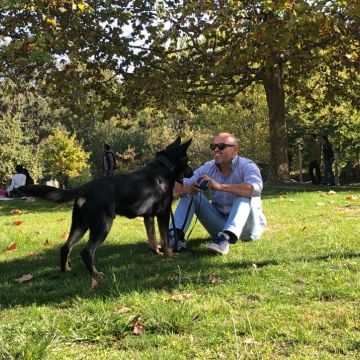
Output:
[0, 188, 359, 359]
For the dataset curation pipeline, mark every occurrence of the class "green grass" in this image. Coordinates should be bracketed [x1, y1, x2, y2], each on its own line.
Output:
[0, 188, 359, 359]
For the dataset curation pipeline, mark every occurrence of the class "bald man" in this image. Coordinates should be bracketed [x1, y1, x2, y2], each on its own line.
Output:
[169, 132, 266, 255]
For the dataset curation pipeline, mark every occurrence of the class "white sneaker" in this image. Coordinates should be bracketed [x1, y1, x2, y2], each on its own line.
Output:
[207, 232, 230, 255]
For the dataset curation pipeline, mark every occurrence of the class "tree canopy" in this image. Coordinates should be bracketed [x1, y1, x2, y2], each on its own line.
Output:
[1, 1, 359, 180]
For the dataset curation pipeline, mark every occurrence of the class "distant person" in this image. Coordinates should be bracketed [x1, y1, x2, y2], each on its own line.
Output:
[322, 134, 335, 186]
[22, 167, 34, 185]
[307, 133, 322, 185]
[6, 165, 27, 197]
[102, 144, 117, 177]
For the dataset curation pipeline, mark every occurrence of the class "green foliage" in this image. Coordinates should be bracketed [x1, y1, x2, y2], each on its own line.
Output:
[0, 93, 41, 186]
[87, 120, 148, 176]
[40, 129, 90, 187]
[287, 89, 360, 167]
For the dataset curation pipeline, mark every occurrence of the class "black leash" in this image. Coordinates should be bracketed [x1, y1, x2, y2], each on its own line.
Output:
[170, 195, 202, 254]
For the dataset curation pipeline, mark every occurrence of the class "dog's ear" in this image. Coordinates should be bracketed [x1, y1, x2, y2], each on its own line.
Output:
[166, 136, 181, 149]
[181, 138, 192, 151]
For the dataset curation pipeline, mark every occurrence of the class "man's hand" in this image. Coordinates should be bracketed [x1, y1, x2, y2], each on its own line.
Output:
[200, 175, 222, 191]
[189, 182, 203, 195]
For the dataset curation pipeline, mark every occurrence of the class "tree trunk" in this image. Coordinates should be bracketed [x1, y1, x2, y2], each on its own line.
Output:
[262, 63, 289, 181]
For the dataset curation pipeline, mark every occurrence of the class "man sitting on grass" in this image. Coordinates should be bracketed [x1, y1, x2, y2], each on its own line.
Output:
[169, 132, 266, 255]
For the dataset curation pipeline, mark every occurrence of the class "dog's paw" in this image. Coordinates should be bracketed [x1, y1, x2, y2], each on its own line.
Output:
[148, 243, 162, 254]
[163, 247, 173, 257]
[94, 271, 105, 278]
[62, 261, 72, 272]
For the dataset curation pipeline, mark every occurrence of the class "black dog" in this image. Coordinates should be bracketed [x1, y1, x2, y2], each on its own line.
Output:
[19, 137, 192, 278]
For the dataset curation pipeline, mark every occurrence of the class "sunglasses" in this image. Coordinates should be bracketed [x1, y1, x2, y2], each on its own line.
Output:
[210, 143, 236, 151]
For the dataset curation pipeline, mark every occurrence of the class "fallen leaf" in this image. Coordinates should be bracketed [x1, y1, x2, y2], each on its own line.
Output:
[131, 316, 145, 335]
[17, 229, 26, 234]
[243, 338, 261, 345]
[6, 242, 17, 251]
[208, 273, 221, 284]
[168, 293, 192, 301]
[12, 220, 23, 226]
[59, 231, 69, 239]
[10, 209, 23, 215]
[114, 333, 126, 342]
[346, 195, 358, 201]
[117, 306, 131, 314]
[26, 252, 38, 257]
[91, 278, 100, 289]
[15, 274, 33, 283]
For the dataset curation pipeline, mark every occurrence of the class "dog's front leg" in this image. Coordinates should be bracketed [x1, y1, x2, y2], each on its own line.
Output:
[144, 216, 161, 254]
[157, 213, 173, 257]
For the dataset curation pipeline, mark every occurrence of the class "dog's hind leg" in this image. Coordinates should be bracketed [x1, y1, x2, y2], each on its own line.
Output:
[80, 212, 113, 278]
[144, 216, 161, 254]
[61, 205, 88, 272]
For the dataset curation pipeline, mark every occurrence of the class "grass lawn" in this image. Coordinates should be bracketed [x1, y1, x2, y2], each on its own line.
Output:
[0, 188, 359, 359]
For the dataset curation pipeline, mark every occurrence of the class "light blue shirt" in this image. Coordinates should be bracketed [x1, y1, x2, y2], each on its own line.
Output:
[183, 156, 263, 215]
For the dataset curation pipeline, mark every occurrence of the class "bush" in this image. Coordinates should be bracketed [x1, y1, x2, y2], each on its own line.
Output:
[40, 129, 90, 188]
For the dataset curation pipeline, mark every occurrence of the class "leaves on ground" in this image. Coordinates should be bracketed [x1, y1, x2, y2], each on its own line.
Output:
[59, 231, 69, 239]
[10, 208, 23, 215]
[15, 274, 33, 283]
[6, 242, 17, 251]
[131, 316, 145, 335]
[12, 220, 23, 225]
[168, 293, 193, 301]
[26, 252, 38, 257]
[243, 338, 261, 345]
[208, 273, 222, 284]
[90, 278, 100, 289]
[117, 306, 131, 314]
[346, 194, 358, 201]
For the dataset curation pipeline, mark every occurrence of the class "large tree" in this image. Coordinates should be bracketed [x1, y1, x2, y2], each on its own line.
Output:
[1, 1, 359, 180]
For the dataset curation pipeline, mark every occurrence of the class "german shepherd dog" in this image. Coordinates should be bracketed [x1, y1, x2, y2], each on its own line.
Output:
[19, 137, 192, 278]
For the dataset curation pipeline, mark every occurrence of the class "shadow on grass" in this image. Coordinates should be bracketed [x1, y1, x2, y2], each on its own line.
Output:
[226, 251, 360, 271]
[0, 199, 73, 217]
[1, 234, 360, 309]
[0, 237, 214, 308]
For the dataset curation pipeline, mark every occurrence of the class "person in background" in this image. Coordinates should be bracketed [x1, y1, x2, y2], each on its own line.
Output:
[6, 165, 27, 197]
[102, 144, 117, 176]
[169, 132, 266, 255]
[307, 133, 322, 185]
[322, 134, 336, 186]
[22, 167, 34, 185]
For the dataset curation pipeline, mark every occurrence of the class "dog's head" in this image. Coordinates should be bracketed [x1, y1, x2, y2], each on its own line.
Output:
[158, 136, 193, 181]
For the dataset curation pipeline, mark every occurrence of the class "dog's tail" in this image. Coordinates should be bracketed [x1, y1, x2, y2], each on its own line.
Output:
[18, 185, 79, 203]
